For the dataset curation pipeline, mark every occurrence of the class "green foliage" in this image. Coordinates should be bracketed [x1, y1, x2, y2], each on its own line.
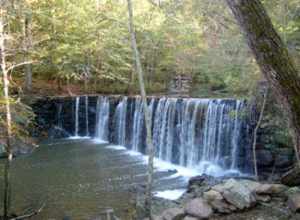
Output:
[4, 0, 300, 96]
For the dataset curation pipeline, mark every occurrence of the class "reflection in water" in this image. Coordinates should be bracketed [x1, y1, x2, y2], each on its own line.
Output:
[0, 139, 184, 220]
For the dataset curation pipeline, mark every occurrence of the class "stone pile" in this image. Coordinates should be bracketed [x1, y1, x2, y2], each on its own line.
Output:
[152, 177, 300, 220]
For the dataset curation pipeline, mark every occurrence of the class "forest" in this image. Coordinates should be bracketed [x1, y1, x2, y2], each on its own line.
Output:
[0, 0, 300, 220]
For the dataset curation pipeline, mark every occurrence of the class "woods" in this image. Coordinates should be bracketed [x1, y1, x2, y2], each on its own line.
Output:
[0, 0, 300, 219]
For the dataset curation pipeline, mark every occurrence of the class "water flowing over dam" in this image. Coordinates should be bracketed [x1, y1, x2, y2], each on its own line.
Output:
[36, 96, 253, 176]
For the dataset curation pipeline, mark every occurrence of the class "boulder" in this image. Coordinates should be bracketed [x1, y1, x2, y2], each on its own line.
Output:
[213, 179, 256, 210]
[210, 199, 232, 214]
[284, 187, 300, 199]
[203, 190, 223, 202]
[255, 194, 271, 203]
[187, 175, 219, 193]
[183, 217, 198, 220]
[288, 193, 300, 212]
[239, 179, 262, 193]
[255, 184, 287, 195]
[184, 198, 213, 219]
[160, 208, 185, 220]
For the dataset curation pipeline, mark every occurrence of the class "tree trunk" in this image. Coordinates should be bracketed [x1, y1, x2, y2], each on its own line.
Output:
[225, 0, 300, 164]
[126, 0, 155, 219]
[24, 12, 32, 92]
[0, 5, 13, 219]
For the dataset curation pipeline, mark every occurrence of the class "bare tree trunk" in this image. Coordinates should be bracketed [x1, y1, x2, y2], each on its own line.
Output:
[24, 12, 32, 92]
[252, 87, 268, 179]
[225, 0, 300, 165]
[126, 0, 155, 219]
[0, 4, 13, 219]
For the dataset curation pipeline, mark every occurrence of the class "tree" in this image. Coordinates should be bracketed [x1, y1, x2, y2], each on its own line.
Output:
[126, 0, 155, 219]
[225, 0, 300, 163]
[23, 9, 33, 92]
[0, 2, 14, 218]
[0, 1, 42, 219]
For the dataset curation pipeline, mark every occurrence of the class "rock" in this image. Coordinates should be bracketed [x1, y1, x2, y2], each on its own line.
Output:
[212, 178, 238, 192]
[213, 179, 256, 210]
[160, 208, 185, 220]
[255, 194, 271, 203]
[203, 190, 223, 202]
[255, 184, 287, 195]
[284, 187, 300, 198]
[210, 199, 232, 214]
[203, 189, 234, 214]
[239, 179, 262, 193]
[256, 149, 274, 167]
[187, 175, 219, 193]
[183, 217, 198, 220]
[288, 193, 300, 212]
[184, 198, 213, 219]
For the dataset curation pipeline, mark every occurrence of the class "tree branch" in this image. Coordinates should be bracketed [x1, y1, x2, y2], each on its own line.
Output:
[7, 61, 34, 73]
[9, 203, 45, 220]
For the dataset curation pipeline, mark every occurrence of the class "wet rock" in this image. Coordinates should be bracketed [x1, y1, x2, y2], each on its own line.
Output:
[210, 199, 232, 214]
[203, 190, 223, 201]
[288, 193, 300, 212]
[284, 187, 300, 199]
[160, 208, 185, 220]
[239, 179, 262, 193]
[182, 216, 198, 220]
[255, 194, 271, 203]
[203, 190, 233, 214]
[213, 179, 256, 210]
[255, 184, 288, 195]
[184, 198, 213, 219]
[187, 175, 219, 195]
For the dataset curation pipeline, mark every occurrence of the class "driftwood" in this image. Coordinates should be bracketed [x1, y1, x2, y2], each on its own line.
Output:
[8, 203, 45, 220]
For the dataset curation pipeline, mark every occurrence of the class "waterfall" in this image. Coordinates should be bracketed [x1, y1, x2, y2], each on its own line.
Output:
[69, 96, 247, 175]
[132, 98, 144, 151]
[95, 96, 110, 141]
[85, 96, 89, 136]
[115, 97, 128, 146]
[74, 96, 80, 137]
[57, 102, 63, 129]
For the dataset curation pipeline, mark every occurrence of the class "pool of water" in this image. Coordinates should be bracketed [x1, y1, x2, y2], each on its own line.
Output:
[0, 138, 187, 220]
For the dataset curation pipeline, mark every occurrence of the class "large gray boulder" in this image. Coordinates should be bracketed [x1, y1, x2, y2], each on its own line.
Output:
[203, 190, 223, 202]
[183, 217, 198, 220]
[255, 184, 288, 195]
[184, 198, 213, 219]
[213, 179, 256, 210]
[160, 208, 185, 220]
[203, 190, 233, 214]
[288, 193, 300, 212]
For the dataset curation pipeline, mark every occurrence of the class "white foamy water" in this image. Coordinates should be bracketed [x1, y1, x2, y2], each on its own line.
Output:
[93, 138, 109, 144]
[69, 136, 90, 140]
[104, 144, 201, 179]
[154, 189, 186, 200]
[105, 145, 127, 150]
